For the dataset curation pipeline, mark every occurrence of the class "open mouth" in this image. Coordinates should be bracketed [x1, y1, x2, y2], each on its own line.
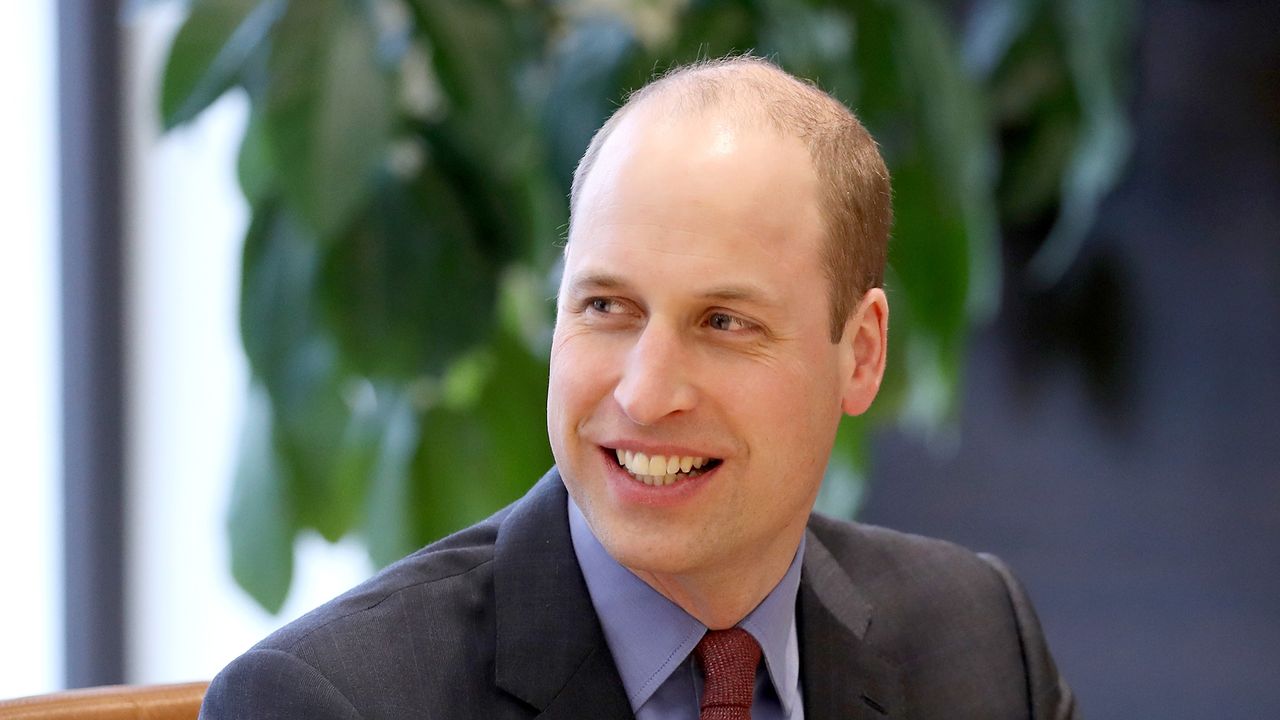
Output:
[608, 447, 723, 486]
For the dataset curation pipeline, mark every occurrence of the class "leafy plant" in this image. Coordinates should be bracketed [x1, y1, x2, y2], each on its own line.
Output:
[159, 0, 1133, 612]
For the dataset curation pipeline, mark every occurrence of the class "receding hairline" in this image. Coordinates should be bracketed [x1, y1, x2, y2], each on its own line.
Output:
[571, 56, 854, 216]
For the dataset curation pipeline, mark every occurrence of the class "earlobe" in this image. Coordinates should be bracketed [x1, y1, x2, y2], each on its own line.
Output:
[839, 288, 889, 416]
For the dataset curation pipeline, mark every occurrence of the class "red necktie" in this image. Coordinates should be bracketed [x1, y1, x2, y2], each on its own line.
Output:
[695, 628, 762, 720]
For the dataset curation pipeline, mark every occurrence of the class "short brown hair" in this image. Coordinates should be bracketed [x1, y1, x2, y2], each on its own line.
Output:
[569, 55, 892, 341]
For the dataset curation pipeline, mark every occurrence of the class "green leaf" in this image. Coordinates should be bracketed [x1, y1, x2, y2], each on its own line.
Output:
[269, 339, 363, 541]
[407, 329, 551, 548]
[821, 0, 989, 477]
[471, 330, 555, 492]
[838, 0, 1002, 430]
[236, 109, 275, 205]
[543, 15, 638, 190]
[408, 0, 537, 135]
[160, 0, 284, 129]
[652, 0, 759, 70]
[886, 158, 968, 427]
[240, 203, 362, 540]
[360, 387, 423, 566]
[883, 154, 969, 318]
[239, 203, 318, 385]
[408, 0, 545, 185]
[409, 0, 557, 265]
[758, 0, 858, 96]
[817, 415, 869, 518]
[1028, 0, 1134, 284]
[319, 169, 499, 379]
[266, 0, 394, 241]
[416, 117, 564, 270]
[228, 380, 295, 613]
[893, 0, 1001, 321]
[999, 98, 1078, 223]
[845, 0, 902, 123]
[961, 0, 1042, 79]
[983, 7, 1077, 223]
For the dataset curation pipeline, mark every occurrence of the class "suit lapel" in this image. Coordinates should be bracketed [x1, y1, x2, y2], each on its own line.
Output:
[492, 470, 634, 719]
[799, 528, 904, 720]
[491, 473, 905, 719]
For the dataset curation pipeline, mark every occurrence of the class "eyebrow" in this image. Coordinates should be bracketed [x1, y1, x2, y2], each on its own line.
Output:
[565, 272, 781, 308]
[566, 273, 629, 295]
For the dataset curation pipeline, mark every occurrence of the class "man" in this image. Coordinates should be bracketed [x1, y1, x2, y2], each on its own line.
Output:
[201, 56, 1075, 719]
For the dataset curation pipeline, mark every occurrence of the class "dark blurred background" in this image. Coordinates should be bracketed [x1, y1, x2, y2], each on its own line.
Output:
[862, 1, 1280, 715]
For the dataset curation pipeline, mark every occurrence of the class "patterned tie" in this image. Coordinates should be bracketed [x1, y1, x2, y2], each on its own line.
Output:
[694, 628, 762, 720]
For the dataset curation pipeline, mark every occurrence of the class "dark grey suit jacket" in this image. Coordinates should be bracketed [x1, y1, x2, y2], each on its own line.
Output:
[200, 469, 1076, 719]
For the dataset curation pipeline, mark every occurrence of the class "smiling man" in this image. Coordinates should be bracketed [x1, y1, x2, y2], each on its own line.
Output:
[201, 56, 1075, 720]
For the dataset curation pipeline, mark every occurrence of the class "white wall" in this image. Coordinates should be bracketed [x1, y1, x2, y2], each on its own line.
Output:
[123, 6, 373, 684]
[0, 0, 62, 699]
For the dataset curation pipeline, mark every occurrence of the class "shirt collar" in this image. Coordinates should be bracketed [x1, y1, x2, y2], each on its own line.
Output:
[568, 496, 805, 716]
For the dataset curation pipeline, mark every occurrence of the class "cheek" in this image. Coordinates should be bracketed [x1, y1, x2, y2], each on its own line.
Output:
[548, 332, 618, 420]
[733, 353, 843, 462]
[546, 361, 581, 435]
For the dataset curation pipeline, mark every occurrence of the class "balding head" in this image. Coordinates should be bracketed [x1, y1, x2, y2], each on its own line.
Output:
[569, 56, 892, 341]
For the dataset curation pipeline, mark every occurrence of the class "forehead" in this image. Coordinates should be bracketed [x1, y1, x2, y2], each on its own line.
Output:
[567, 107, 827, 288]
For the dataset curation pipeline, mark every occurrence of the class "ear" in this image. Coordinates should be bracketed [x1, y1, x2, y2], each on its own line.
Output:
[837, 288, 888, 416]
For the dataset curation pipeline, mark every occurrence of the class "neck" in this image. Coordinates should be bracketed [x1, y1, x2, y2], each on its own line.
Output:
[627, 529, 805, 629]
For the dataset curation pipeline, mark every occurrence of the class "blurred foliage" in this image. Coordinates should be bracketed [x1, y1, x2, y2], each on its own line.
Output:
[159, 0, 1134, 611]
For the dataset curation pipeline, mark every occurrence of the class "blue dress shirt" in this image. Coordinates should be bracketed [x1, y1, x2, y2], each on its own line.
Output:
[568, 498, 805, 720]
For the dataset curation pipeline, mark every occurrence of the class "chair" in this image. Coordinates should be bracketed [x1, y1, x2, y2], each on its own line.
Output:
[0, 682, 208, 720]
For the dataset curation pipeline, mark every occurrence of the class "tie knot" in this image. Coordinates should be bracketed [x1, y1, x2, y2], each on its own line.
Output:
[695, 628, 762, 719]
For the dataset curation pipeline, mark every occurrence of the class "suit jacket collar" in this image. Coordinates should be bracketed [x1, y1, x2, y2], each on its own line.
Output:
[492, 470, 634, 719]
[799, 526, 905, 719]
[492, 470, 903, 719]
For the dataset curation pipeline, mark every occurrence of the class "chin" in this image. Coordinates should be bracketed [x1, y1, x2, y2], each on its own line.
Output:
[593, 523, 707, 577]
[562, 456, 715, 575]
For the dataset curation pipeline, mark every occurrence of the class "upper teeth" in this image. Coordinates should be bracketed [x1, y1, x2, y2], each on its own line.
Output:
[615, 449, 708, 478]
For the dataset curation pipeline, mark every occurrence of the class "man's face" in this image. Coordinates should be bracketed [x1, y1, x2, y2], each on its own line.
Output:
[548, 107, 856, 582]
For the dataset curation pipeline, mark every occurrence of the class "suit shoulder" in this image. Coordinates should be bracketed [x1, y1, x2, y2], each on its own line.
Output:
[253, 510, 505, 656]
[806, 512, 1009, 606]
[206, 485, 567, 717]
[201, 648, 363, 720]
[807, 511, 994, 568]
[805, 514, 1074, 718]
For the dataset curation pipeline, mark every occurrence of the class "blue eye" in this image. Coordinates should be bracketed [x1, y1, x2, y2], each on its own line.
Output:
[707, 312, 751, 332]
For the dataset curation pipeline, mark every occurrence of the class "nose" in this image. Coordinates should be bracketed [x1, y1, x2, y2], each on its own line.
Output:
[613, 323, 697, 426]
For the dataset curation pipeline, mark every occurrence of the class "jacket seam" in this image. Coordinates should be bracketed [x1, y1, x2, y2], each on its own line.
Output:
[281, 555, 496, 654]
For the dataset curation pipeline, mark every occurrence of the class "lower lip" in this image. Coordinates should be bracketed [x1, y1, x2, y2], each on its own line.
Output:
[600, 447, 720, 508]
